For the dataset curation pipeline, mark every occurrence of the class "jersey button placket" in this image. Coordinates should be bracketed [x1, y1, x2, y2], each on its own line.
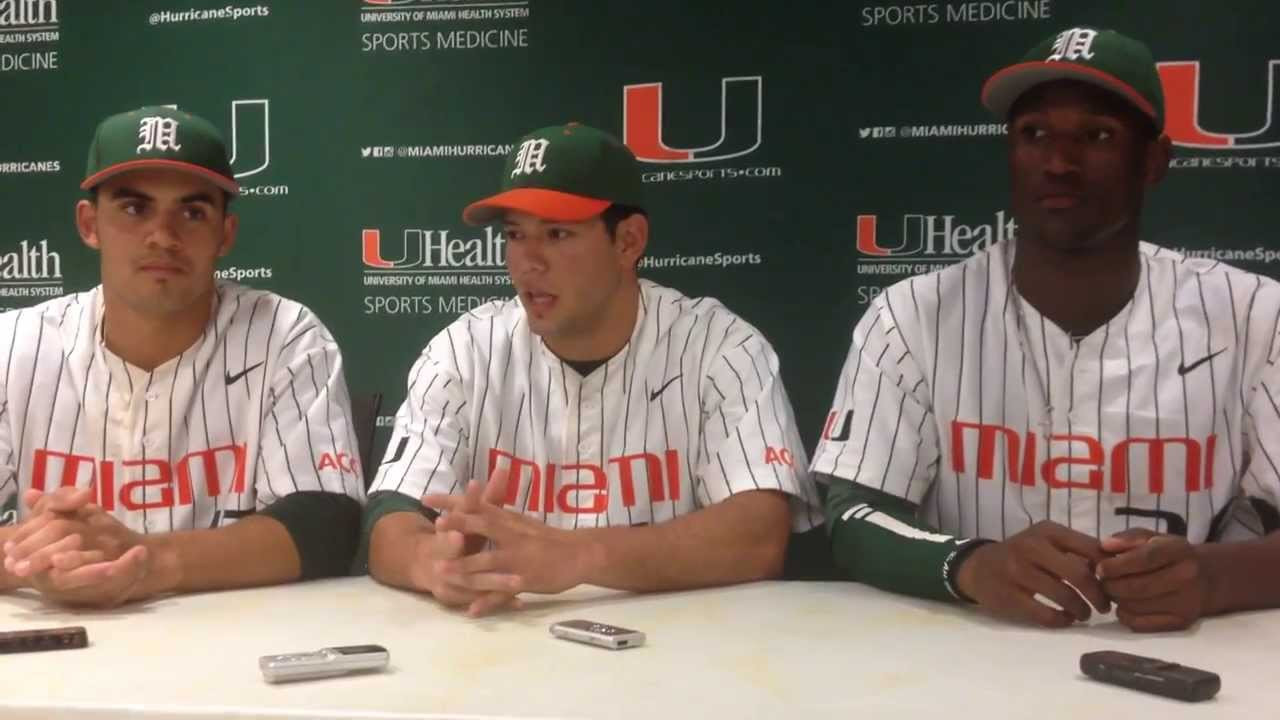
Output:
[569, 372, 598, 526]
[578, 373, 601, 456]
[1067, 339, 1087, 425]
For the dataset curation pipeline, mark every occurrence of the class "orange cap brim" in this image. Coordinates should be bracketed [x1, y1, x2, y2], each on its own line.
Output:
[980, 61, 1158, 123]
[462, 188, 611, 226]
[80, 158, 240, 195]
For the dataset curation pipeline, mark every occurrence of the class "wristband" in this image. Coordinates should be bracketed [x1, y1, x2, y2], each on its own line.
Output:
[942, 538, 994, 603]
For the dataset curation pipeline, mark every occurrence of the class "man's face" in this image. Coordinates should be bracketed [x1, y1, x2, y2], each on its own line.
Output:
[1007, 80, 1168, 252]
[77, 167, 237, 319]
[502, 210, 642, 354]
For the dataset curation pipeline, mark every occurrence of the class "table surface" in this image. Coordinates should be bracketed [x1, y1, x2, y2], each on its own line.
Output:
[1, 576, 1272, 719]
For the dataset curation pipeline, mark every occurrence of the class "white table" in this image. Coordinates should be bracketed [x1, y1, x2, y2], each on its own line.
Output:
[1, 577, 1273, 718]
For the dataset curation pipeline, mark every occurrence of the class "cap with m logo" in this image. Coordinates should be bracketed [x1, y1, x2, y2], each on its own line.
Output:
[981, 27, 1165, 132]
[462, 123, 644, 225]
[81, 105, 239, 195]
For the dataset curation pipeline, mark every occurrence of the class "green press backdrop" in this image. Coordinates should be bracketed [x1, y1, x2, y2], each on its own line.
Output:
[2, 0, 1277, 462]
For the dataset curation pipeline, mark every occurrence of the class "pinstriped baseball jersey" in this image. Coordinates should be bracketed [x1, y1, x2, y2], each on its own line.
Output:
[0, 281, 365, 533]
[812, 240, 1280, 542]
[371, 280, 821, 530]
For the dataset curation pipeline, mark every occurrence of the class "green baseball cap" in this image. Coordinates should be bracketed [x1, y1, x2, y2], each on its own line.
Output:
[981, 27, 1164, 132]
[81, 106, 239, 195]
[462, 122, 644, 225]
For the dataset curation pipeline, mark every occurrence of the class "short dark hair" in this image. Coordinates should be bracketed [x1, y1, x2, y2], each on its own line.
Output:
[87, 186, 234, 212]
[601, 203, 647, 237]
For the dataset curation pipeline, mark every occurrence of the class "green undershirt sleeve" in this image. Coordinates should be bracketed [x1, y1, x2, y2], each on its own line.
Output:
[259, 491, 362, 580]
[352, 490, 437, 574]
[821, 474, 990, 602]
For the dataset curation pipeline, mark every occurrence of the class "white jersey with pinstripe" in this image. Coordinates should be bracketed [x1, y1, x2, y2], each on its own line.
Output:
[812, 240, 1280, 543]
[371, 279, 821, 530]
[0, 281, 365, 533]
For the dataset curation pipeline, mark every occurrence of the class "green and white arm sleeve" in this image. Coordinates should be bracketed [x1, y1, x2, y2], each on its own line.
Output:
[823, 475, 991, 602]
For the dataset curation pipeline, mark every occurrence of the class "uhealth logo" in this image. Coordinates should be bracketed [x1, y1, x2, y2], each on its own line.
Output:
[856, 212, 1017, 258]
[623, 76, 762, 163]
[1159, 59, 1280, 150]
[0, 0, 58, 26]
[362, 228, 506, 270]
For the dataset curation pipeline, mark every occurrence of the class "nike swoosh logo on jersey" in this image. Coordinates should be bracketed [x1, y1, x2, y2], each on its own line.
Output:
[1177, 348, 1225, 376]
[225, 361, 264, 385]
[649, 375, 681, 402]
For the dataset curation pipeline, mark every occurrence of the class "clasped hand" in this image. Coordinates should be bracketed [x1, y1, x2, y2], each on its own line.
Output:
[416, 471, 598, 617]
[3, 487, 150, 607]
[956, 521, 1210, 632]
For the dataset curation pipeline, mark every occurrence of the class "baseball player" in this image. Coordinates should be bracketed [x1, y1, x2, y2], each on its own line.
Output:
[0, 106, 365, 607]
[363, 123, 822, 616]
[814, 27, 1280, 631]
